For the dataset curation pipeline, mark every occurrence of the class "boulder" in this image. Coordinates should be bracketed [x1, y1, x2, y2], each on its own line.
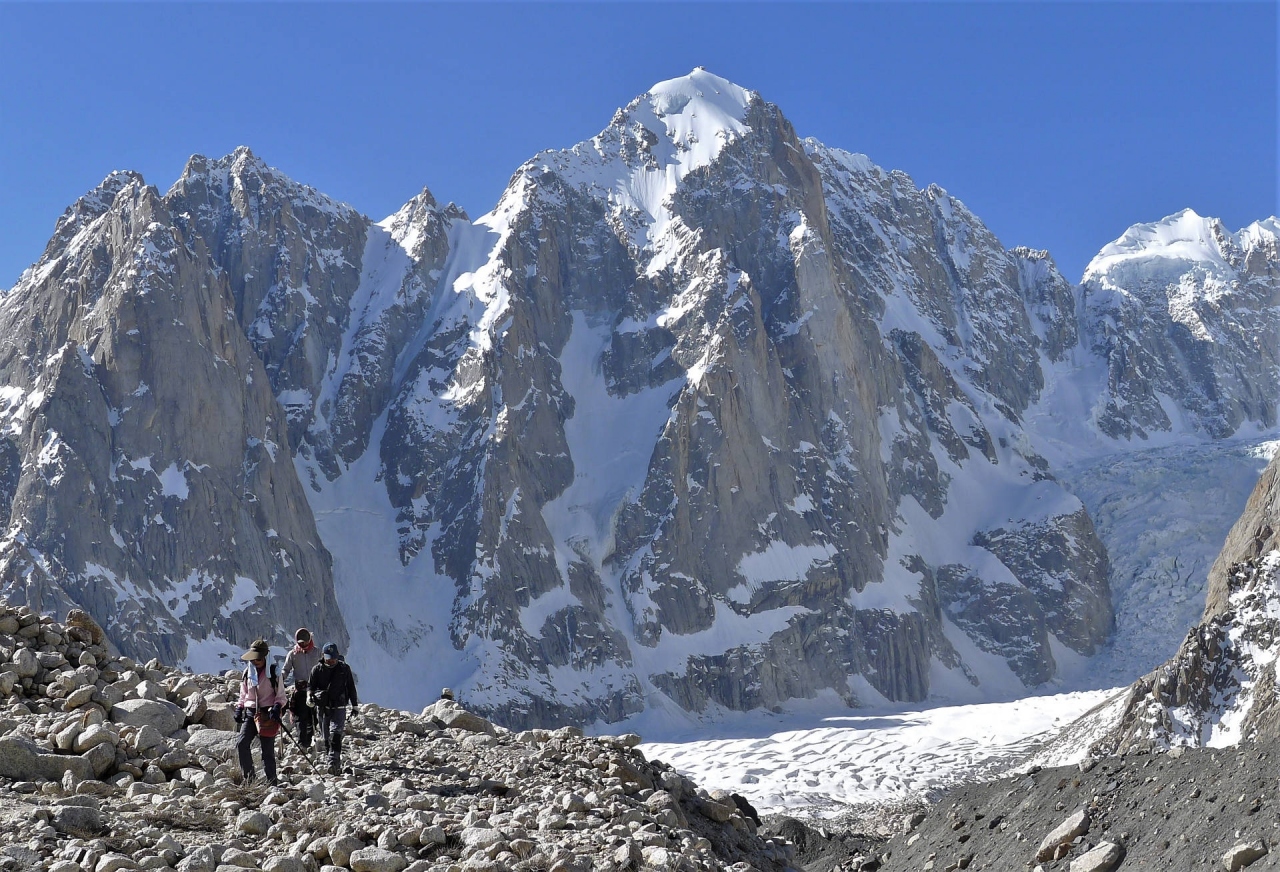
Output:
[236, 810, 271, 836]
[559, 792, 587, 813]
[157, 746, 192, 772]
[201, 702, 237, 732]
[36, 650, 66, 670]
[81, 741, 117, 778]
[176, 846, 215, 872]
[641, 847, 676, 869]
[95, 855, 139, 872]
[54, 722, 83, 751]
[186, 728, 238, 760]
[0, 735, 93, 782]
[64, 684, 96, 709]
[221, 847, 260, 867]
[1071, 841, 1124, 872]
[328, 836, 365, 867]
[183, 692, 207, 724]
[113, 671, 140, 693]
[1223, 841, 1268, 871]
[425, 699, 495, 734]
[11, 648, 37, 678]
[73, 724, 118, 754]
[110, 699, 184, 735]
[133, 680, 166, 701]
[1036, 809, 1091, 862]
[460, 826, 504, 848]
[263, 858, 308, 872]
[51, 803, 104, 836]
[170, 676, 200, 698]
[133, 725, 163, 753]
[348, 847, 408, 872]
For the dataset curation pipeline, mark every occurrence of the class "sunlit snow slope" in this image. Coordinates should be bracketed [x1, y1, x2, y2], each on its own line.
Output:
[641, 689, 1114, 815]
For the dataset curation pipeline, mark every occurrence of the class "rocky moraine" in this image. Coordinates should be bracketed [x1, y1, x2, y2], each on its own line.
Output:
[0, 601, 800, 872]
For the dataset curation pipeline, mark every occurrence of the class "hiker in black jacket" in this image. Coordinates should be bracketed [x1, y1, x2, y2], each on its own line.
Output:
[307, 642, 358, 775]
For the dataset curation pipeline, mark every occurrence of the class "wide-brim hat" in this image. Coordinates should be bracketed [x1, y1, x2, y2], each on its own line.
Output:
[240, 639, 269, 661]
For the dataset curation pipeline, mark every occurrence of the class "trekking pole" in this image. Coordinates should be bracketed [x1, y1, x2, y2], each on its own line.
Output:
[277, 720, 318, 774]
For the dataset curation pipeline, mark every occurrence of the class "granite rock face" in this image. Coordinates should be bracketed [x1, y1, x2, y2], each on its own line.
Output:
[0, 156, 347, 663]
[297, 71, 1124, 723]
[2, 71, 1278, 726]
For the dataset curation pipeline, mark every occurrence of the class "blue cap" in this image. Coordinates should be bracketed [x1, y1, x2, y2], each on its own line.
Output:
[322, 643, 340, 659]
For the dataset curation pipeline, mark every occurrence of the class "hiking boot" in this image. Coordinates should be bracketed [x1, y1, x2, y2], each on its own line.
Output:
[328, 761, 340, 776]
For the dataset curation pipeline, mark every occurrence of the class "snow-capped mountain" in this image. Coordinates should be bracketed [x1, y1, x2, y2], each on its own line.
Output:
[1078, 209, 1279, 442]
[2, 70, 1276, 728]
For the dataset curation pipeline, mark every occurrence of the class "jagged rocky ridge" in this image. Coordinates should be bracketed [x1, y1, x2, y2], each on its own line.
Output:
[2, 69, 1278, 727]
[0, 164, 350, 664]
[0, 599, 800, 872]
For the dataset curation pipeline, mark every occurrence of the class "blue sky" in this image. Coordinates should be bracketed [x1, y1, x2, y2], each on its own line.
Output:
[1, 2, 1274, 286]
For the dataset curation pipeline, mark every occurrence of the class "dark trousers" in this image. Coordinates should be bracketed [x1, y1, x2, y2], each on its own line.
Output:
[320, 706, 347, 768]
[236, 715, 277, 784]
[289, 685, 314, 745]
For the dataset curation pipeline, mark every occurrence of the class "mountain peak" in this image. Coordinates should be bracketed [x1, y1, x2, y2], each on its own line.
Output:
[644, 68, 753, 122]
[43, 169, 146, 255]
[635, 69, 755, 159]
[170, 147, 358, 223]
[71, 169, 145, 217]
[513, 69, 761, 230]
[1085, 208, 1237, 278]
[178, 146, 270, 185]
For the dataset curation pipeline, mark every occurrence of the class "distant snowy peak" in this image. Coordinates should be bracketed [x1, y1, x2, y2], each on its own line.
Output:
[1073, 205, 1280, 442]
[379, 186, 467, 259]
[169, 145, 360, 225]
[1085, 208, 1280, 280]
[1239, 217, 1280, 253]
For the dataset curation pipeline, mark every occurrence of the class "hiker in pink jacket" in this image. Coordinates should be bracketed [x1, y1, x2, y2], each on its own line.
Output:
[234, 639, 286, 786]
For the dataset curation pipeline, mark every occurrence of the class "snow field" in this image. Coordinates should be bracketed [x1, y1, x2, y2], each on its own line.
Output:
[639, 688, 1118, 816]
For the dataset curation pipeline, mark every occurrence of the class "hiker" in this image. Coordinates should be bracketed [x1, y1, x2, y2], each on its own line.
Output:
[234, 639, 285, 786]
[282, 627, 320, 748]
[308, 642, 358, 775]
